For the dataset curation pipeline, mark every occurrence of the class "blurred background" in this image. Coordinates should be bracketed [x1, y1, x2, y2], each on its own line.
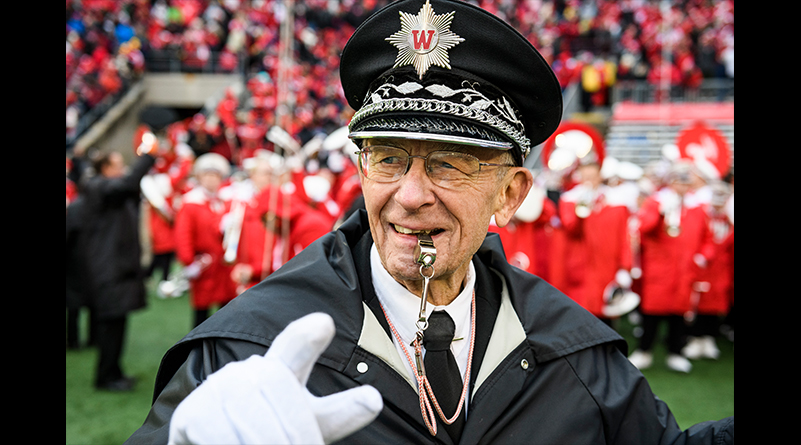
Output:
[66, 0, 733, 443]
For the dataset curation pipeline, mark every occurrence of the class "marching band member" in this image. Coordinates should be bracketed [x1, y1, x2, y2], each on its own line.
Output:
[682, 181, 734, 360]
[684, 156, 718, 208]
[227, 154, 277, 292]
[299, 171, 341, 227]
[628, 161, 710, 373]
[236, 110, 270, 165]
[230, 153, 333, 293]
[174, 153, 238, 328]
[556, 158, 634, 324]
[141, 123, 195, 284]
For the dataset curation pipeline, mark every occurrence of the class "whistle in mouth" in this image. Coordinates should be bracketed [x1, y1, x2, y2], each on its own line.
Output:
[413, 234, 436, 267]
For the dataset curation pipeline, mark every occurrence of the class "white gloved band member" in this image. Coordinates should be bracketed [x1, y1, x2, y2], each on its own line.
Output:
[657, 189, 680, 215]
[168, 312, 383, 444]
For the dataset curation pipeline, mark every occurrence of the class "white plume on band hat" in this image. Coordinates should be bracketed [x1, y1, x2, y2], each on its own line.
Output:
[692, 156, 720, 182]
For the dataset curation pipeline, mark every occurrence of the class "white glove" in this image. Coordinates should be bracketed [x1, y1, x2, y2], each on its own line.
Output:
[168, 313, 383, 445]
[657, 189, 680, 215]
[615, 269, 632, 289]
[693, 253, 708, 269]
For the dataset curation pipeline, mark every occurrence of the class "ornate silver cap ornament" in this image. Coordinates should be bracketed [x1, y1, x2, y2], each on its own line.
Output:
[386, 0, 464, 80]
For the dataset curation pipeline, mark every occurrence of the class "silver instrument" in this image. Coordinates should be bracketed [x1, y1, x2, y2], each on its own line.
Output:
[575, 185, 598, 219]
[157, 254, 213, 299]
[223, 199, 246, 264]
[665, 199, 682, 237]
[140, 174, 175, 222]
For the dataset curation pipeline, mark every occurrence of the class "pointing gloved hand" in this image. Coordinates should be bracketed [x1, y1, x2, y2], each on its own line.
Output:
[168, 312, 383, 444]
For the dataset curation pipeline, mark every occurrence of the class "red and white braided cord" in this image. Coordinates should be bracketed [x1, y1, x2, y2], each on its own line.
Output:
[380, 291, 476, 436]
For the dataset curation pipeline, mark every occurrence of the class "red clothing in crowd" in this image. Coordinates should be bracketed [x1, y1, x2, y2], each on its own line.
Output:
[174, 186, 237, 310]
[488, 193, 557, 282]
[234, 184, 332, 291]
[146, 153, 194, 256]
[636, 189, 711, 316]
[694, 205, 734, 316]
[330, 161, 363, 219]
[554, 184, 633, 317]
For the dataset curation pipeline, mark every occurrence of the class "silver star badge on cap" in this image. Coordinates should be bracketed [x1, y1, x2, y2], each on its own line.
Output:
[386, 0, 464, 79]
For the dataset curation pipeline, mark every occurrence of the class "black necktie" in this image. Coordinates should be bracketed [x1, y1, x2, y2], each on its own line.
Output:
[423, 311, 465, 443]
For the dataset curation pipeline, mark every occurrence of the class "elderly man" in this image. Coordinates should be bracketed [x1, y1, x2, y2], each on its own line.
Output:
[126, 1, 732, 443]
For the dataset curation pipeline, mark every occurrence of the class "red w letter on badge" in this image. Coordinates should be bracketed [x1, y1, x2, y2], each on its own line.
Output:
[411, 29, 436, 51]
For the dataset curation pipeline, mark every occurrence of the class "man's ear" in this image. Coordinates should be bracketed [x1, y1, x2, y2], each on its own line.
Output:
[493, 167, 534, 228]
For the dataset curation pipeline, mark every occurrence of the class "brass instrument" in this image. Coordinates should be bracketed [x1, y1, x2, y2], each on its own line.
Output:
[140, 174, 174, 222]
[575, 186, 596, 219]
[157, 254, 213, 299]
[223, 199, 246, 264]
[665, 201, 682, 237]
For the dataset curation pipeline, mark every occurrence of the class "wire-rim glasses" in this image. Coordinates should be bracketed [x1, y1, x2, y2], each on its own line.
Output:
[357, 145, 515, 190]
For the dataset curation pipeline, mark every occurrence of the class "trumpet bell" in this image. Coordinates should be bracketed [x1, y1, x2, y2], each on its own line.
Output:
[602, 286, 641, 318]
[575, 203, 591, 218]
[157, 277, 188, 299]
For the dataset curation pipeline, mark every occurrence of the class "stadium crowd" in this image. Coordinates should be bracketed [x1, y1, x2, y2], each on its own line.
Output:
[66, 0, 734, 389]
[67, 0, 734, 147]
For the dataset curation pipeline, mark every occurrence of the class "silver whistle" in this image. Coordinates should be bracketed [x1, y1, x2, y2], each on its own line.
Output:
[414, 234, 436, 334]
[413, 234, 436, 267]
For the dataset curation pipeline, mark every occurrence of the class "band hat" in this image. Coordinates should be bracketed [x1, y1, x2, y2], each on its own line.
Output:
[193, 152, 231, 178]
[341, 0, 563, 166]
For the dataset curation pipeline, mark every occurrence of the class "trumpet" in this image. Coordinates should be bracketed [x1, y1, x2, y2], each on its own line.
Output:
[157, 254, 213, 299]
[575, 186, 596, 218]
[664, 203, 682, 237]
[223, 199, 246, 264]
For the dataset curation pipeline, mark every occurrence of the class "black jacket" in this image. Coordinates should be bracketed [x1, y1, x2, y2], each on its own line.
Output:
[78, 154, 155, 320]
[127, 210, 733, 444]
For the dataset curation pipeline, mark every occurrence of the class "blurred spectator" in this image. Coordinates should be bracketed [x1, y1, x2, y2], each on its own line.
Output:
[66, 161, 88, 350]
[74, 141, 157, 391]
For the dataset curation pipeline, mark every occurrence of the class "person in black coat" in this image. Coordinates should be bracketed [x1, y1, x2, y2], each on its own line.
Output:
[127, 1, 732, 442]
[66, 194, 90, 349]
[78, 141, 157, 391]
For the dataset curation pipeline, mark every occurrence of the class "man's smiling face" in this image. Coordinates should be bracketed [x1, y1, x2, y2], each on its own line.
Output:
[359, 138, 528, 299]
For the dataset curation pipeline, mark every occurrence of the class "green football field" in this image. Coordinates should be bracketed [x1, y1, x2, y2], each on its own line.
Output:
[66, 276, 734, 444]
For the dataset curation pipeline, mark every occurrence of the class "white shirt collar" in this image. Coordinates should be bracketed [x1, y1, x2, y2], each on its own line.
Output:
[370, 243, 474, 378]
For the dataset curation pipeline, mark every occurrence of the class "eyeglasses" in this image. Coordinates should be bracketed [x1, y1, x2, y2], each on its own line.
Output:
[357, 145, 515, 190]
